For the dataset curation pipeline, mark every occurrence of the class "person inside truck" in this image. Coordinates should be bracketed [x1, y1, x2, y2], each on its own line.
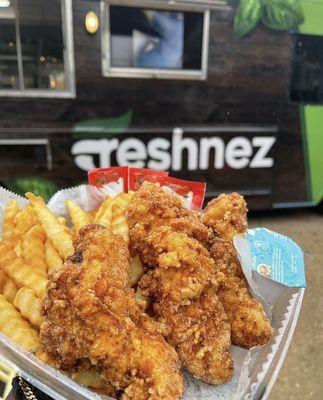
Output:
[135, 11, 184, 69]
[109, 6, 202, 71]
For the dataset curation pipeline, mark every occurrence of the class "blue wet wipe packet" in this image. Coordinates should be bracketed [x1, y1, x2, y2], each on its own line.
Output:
[246, 228, 306, 288]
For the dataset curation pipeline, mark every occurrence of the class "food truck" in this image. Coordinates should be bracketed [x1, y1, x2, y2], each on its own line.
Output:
[0, 0, 322, 210]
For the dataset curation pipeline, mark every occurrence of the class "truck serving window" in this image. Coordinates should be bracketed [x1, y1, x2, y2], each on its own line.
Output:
[101, 1, 210, 80]
[0, 0, 75, 97]
[290, 34, 323, 104]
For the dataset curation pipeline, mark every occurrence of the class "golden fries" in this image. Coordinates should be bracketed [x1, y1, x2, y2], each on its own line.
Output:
[95, 196, 113, 227]
[111, 192, 132, 210]
[66, 200, 90, 231]
[73, 370, 105, 389]
[0, 270, 5, 290]
[26, 192, 73, 260]
[95, 193, 132, 230]
[45, 239, 63, 274]
[111, 204, 129, 243]
[0, 295, 40, 352]
[22, 225, 47, 278]
[58, 216, 73, 237]
[58, 216, 67, 226]
[129, 256, 144, 287]
[0, 242, 47, 298]
[0, 188, 150, 393]
[87, 208, 98, 223]
[14, 287, 43, 328]
[2, 200, 19, 242]
[2, 278, 18, 304]
[13, 239, 22, 257]
[13, 205, 37, 238]
[0, 261, 18, 305]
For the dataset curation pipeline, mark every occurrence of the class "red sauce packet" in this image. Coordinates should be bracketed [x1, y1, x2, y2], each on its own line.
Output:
[161, 176, 206, 209]
[128, 167, 168, 191]
[87, 166, 205, 209]
[88, 166, 129, 193]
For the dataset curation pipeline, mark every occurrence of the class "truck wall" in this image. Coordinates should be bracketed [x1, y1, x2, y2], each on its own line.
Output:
[0, 1, 308, 208]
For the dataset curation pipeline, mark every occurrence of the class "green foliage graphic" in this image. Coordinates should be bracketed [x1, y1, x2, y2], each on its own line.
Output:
[72, 109, 133, 139]
[234, 0, 304, 37]
[263, 0, 304, 30]
[6, 177, 58, 202]
[234, 0, 262, 37]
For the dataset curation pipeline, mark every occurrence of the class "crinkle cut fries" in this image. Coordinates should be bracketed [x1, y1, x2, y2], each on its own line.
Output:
[0, 192, 136, 392]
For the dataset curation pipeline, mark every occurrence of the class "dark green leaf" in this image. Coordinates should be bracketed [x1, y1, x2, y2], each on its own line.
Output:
[234, 0, 263, 38]
[6, 177, 58, 201]
[262, 0, 304, 30]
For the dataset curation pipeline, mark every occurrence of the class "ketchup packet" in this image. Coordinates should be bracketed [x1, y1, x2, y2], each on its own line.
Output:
[128, 167, 168, 191]
[161, 176, 206, 208]
[88, 166, 206, 209]
[88, 166, 129, 193]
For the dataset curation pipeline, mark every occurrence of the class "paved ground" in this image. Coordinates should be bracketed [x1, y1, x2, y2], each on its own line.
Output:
[249, 209, 323, 400]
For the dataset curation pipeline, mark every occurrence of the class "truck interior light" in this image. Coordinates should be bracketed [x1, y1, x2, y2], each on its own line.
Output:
[85, 11, 99, 34]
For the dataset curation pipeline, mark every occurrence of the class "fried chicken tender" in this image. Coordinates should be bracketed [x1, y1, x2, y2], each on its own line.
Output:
[128, 183, 213, 263]
[202, 193, 248, 241]
[202, 193, 273, 349]
[128, 184, 233, 384]
[40, 224, 183, 400]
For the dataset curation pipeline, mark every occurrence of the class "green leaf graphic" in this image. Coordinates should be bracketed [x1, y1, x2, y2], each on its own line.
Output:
[6, 177, 58, 202]
[234, 0, 263, 37]
[262, 0, 304, 30]
[72, 109, 133, 139]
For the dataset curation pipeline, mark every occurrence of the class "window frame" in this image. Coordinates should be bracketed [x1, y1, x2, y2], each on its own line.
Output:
[101, 0, 213, 80]
[0, 0, 76, 98]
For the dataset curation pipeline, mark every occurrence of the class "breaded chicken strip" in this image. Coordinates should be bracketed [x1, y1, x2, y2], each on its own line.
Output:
[128, 184, 233, 384]
[128, 183, 213, 262]
[202, 193, 273, 349]
[202, 193, 248, 241]
[40, 224, 183, 400]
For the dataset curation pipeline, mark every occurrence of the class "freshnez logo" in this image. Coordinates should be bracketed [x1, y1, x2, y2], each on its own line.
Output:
[71, 128, 276, 171]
